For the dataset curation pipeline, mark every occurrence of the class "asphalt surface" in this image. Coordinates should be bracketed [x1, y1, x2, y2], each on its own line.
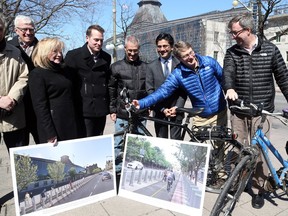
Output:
[1, 93, 288, 216]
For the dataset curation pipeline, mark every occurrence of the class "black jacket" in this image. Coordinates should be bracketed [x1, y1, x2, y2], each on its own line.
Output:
[223, 37, 288, 114]
[28, 66, 78, 143]
[65, 44, 111, 117]
[109, 57, 148, 119]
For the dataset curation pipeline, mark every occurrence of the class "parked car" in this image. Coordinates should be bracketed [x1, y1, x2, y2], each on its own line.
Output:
[101, 172, 111, 181]
[126, 161, 144, 170]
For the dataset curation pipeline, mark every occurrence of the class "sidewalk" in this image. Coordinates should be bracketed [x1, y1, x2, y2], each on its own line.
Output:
[1, 93, 288, 216]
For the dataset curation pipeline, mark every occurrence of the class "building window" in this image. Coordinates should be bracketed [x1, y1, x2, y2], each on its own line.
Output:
[276, 32, 281, 42]
[213, 51, 219, 60]
[44, 181, 47, 186]
[214, 31, 219, 42]
[34, 182, 39, 188]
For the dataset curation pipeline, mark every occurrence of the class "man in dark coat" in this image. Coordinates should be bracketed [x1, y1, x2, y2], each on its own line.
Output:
[65, 25, 111, 137]
[223, 13, 288, 209]
[8, 15, 39, 144]
[146, 33, 186, 140]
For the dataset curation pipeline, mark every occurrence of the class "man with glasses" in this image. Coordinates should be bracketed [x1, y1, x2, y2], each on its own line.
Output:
[133, 40, 227, 129]
[8, 15, 39, 145]
[146, 33, 186, 140]
[223, 13, 288, 209]
[0, 15, 29, 151]
[108, 35, 148, 191]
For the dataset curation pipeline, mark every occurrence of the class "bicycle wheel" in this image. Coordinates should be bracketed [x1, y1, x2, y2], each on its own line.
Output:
[206, 140, 242, 193]
[210, 154, 256, 216]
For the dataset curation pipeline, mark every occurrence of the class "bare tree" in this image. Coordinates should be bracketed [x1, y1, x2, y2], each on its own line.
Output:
[0, 0, 106, 38]
[255, 0, 288, 40]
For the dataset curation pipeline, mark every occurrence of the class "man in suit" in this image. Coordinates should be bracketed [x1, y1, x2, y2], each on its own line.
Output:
[8, 15, 39, 144]
[146, 33, 186, 140]
[65, 25, 111, 137]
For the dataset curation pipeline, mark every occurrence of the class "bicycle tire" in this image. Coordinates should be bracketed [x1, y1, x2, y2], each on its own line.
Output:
[206, 140, 242, 193]
[210, 154, 256, 216]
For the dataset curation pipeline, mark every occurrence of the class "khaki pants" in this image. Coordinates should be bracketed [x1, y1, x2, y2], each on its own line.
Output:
[192, 108, 227, 127]
[230, 113, 271, 194]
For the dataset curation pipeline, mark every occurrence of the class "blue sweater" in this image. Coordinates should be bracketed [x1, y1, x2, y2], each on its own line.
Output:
[139, 54, 226, 117]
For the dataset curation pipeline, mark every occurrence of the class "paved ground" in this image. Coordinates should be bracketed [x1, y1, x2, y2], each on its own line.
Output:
[1, 93, 288, 216]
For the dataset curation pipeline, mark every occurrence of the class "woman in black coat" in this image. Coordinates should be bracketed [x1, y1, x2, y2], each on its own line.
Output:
[29, 37, 77, 144]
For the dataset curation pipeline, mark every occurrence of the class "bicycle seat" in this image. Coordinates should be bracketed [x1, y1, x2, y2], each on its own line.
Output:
[176, 107, 203, 116]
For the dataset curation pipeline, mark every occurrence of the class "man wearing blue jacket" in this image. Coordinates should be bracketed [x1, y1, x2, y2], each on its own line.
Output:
[133, 41, 227, 128]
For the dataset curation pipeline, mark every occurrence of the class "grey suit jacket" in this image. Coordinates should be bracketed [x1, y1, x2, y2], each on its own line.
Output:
[146, 56, 187, 113]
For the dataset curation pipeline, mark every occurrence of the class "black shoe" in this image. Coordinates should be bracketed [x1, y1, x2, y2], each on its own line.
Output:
[251, 194, 264, 209]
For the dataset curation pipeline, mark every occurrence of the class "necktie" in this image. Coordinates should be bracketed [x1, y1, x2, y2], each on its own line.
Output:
[164, 60, 170, 78]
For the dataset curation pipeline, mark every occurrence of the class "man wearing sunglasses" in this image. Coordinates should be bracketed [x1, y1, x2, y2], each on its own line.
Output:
[8, 15, 39, 145]
[223, 13, 288, 209]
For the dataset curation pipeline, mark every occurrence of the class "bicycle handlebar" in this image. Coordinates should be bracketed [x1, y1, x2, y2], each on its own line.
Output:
[230, 99, 288, 125]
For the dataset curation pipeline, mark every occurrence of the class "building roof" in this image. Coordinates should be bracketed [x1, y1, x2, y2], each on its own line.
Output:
[130, 0, 167, 28]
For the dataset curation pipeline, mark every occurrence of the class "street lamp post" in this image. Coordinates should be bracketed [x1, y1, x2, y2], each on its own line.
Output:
[232, 0, 252, 12]
[112, 0, 117, 62]
[232, 0, 258, 33]
[105, 0, 124, 63]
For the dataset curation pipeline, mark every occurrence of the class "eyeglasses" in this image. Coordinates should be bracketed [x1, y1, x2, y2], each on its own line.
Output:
[16, 27, 35, 33]
[229, 28, 245, 37]
[181, 50, 195, 60]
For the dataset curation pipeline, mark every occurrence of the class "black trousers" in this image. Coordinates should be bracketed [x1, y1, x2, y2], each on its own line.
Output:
[2, 128, 26, 151]
[154, 112, 184, 140]
[80, 116, 107, 137]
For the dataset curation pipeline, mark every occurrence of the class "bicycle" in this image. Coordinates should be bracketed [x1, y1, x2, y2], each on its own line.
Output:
[114, 87, 243, 193]
[210, 100, 288, 216]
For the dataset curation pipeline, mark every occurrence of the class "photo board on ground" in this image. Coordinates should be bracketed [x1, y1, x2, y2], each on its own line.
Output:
[118, 134, 211, 216]
[10, 135, 116, 216]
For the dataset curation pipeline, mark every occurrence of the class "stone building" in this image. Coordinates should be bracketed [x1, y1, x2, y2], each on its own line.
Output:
[105, 0, 288, 67]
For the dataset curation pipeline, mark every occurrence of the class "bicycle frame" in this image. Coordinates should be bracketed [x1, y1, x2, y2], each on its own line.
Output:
[252, 125, 288, 187]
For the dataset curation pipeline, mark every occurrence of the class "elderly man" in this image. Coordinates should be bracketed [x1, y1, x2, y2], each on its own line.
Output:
[0, 15, 29, 150]
[8, 15, 39, 144]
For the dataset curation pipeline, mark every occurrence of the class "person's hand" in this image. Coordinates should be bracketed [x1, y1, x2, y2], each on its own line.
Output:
[168, 106, 177, 117]
[225, 89, 238, 101]
[110, 113, 117, 122]
[163, 108, 171, 117]
[132, 100, 140, 109]
[0, 96, 15, 111]
[48, 136, 58, 147]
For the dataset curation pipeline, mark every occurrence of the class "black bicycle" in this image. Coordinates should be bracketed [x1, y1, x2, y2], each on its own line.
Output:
[114, 87, 243, 193]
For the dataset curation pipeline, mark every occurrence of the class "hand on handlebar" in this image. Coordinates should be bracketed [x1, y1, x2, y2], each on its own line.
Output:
[132, 100, 140, 109]
[225, 89, 238, 101]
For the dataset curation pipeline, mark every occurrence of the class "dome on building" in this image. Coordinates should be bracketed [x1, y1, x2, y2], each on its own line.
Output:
[130, 0, 167, 27]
